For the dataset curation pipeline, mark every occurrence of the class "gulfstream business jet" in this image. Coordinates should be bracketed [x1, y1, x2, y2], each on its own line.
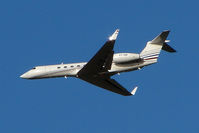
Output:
[20, 29, 176, 96]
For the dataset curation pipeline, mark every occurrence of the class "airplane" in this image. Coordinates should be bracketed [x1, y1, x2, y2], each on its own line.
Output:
[20, 29, 176, 96]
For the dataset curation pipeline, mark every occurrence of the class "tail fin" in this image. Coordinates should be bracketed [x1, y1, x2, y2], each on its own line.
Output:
[140, 30, 175, 63]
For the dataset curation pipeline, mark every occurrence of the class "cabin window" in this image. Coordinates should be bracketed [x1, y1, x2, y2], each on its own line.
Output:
[77, 65, 80, 67]
[71, 65, 74, 68]
[124, 54, 128, 56]
[57, 67, 61, 69]
[64, 66, 67, 68]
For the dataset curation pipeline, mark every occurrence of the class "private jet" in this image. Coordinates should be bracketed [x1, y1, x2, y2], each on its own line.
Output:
[20, 29, 176, 96]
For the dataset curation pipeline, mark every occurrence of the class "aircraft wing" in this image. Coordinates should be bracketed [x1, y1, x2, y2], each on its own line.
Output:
[78, 30, 119, 76]
[79, 76, 135, 96]
[77, 29, 137, 96]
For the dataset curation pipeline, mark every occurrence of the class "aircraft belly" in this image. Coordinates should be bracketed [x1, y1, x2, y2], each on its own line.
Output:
[37, 69, 80, 78]
[65, 69, 80, 76]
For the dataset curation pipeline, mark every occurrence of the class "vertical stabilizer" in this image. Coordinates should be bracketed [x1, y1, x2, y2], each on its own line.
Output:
[140, 31, 170, 63]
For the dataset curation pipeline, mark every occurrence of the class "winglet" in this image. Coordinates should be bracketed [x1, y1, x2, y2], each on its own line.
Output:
[131, 86, 138, 95]
[109, 29, 119, 41]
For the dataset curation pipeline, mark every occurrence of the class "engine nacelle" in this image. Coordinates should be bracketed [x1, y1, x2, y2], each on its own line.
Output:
[113, 53, 140, 64]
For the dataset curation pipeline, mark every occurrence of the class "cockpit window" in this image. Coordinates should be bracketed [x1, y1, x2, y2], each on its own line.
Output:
[32, 67, 36, 69]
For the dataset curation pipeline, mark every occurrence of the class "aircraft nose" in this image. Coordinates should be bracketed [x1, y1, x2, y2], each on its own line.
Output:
[20, 73, 28, 79]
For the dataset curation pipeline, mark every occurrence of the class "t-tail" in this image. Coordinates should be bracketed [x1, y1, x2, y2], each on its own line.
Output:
[140, 30, 176, 64]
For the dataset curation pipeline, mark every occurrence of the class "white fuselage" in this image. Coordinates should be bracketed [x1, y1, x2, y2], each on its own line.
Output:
[20, 53, 156, 79]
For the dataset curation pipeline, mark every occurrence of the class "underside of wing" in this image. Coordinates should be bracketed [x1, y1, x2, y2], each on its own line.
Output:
[79, 76, 132, 96]
[77, 29, 119, 77]
[78, 40, 114, 76]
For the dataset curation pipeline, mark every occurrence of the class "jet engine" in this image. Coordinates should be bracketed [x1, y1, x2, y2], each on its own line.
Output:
[113, 53, 140, 64]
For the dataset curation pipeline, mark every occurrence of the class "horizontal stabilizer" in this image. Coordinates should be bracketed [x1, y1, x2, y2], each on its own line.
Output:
[162, 43, 176, 52]
[131, 86, 138, 95]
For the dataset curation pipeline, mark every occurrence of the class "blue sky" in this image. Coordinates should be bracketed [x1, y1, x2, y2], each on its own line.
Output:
[0, 0, 199, 132]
